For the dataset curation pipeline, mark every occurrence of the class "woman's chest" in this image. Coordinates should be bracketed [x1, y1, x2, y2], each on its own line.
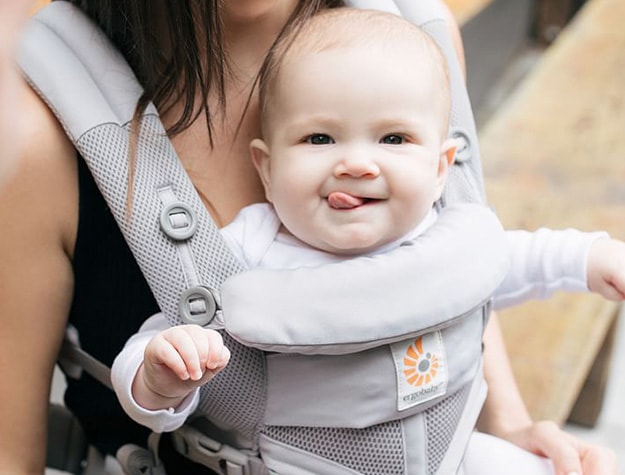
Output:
[170, 120, 266, 227]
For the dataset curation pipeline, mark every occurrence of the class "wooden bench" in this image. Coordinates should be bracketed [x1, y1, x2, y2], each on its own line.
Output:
[478, 0, 624, 426]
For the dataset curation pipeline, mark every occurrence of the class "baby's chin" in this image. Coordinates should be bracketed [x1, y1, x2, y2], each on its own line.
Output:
[315, 234, 394, 256]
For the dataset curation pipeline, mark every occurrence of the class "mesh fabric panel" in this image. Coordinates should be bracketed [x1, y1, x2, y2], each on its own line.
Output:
[425, 385, 471, 474]
[77, 117, 245, 328]
[263, 422, 405, 475]
[198, 333, 266, 442]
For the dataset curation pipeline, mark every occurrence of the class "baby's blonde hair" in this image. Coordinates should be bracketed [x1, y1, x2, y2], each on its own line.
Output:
[258, 8, 451, 136]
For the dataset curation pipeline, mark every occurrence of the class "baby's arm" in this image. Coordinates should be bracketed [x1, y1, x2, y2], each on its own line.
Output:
[494, 228, 625, 308]
[111, 313, 230, 433]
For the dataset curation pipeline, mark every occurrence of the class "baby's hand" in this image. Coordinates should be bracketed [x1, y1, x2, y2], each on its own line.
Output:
[587, 237, 625, 301]
[136, 325, 230, 410]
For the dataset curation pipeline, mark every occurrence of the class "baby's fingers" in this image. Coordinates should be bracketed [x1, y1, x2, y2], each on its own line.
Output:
[144, 335, 190, 382]
[204, 330, 230, 371]
[196, 330, 230, 371]
[210, 345, 231, 373]
[182, 326, 230, 379]
[159, 328, 204, 381]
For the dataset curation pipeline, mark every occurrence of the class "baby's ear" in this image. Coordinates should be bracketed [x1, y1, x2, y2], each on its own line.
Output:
[441, 138, 457, 168]
[435, 138, 457, 199]
[250, 138, 273, 202]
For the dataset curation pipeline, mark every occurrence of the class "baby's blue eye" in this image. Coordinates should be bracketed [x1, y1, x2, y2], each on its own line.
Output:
[307, 134, 334, 145]
[381, 134, 404, 145]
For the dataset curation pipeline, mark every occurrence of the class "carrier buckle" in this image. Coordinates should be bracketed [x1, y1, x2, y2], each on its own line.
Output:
[171, 425, 268, 475]
[116, 442, 166, 475]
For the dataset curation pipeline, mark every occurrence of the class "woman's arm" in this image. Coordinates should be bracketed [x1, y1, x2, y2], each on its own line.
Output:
[480, 316, 617, 474]
[0, 84, 77, 473]
[478, 314, 532, 435]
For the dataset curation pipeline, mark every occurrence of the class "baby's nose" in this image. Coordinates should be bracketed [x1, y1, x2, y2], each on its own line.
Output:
[334, 155, 380, 178]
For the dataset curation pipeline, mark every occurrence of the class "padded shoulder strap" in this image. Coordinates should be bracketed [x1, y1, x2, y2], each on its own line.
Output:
[18, 2, 245, 328]
[18, 2, 146, 137]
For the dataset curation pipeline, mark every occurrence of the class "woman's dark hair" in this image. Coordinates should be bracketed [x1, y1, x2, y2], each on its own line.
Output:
[59, 0, 344, 140]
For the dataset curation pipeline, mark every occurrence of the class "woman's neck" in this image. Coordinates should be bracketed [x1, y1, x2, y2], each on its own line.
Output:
[163, 1, 300, 227]
[221, 0, 299, 76]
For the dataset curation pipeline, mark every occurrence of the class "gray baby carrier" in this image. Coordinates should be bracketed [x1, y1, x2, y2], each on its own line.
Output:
[19, 1, 510, 474]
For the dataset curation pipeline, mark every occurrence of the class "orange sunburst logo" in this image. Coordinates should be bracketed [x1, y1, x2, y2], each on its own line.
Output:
[403, 336, 439, 387]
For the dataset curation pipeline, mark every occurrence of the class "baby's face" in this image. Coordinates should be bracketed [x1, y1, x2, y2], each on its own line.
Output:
[254, 42, 452, 255]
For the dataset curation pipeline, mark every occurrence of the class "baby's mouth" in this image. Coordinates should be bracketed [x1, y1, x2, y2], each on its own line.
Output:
[327, 191, 372, 210]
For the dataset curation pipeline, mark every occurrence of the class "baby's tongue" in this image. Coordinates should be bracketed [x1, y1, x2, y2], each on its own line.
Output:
[328, 191, 364, 209]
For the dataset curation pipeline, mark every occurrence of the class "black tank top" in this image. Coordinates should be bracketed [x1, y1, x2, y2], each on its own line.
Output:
[65, 157, 158, 455]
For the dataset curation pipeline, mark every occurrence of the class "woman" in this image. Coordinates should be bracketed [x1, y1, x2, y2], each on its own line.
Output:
[0, 1, 616, 474]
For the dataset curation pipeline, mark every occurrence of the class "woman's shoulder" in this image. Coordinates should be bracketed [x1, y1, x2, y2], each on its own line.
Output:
[20, 81, 75, 163]
[0, 82, 78, 255]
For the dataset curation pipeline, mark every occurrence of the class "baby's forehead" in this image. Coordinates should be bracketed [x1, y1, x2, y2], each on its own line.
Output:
[277, 41, 445, 102]
[279, 11, 449, 91]
[288, 12, 441, 62]
[267, 52, 449, 133]
[261, 9, 451, 132]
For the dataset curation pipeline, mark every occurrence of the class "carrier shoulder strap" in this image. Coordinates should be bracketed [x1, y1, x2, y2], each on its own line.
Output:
[18, 1, 244, 332]
[18, 1, 506, 355]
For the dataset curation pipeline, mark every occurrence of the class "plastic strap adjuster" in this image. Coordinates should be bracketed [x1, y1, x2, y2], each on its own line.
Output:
[448, 127, 473, 163]
[158, 186, 226, 328]
[160, 201, 198, 241]
[179, 285, 222, 327]
[171, 425, 268, 475]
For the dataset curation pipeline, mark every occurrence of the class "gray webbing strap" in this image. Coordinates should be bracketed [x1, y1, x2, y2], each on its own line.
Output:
[59, 337, 113, 389]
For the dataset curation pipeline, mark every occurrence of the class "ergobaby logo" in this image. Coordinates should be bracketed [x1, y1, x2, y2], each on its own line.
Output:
[403, 337, 439, 387]
[390, 331, 448, 411]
